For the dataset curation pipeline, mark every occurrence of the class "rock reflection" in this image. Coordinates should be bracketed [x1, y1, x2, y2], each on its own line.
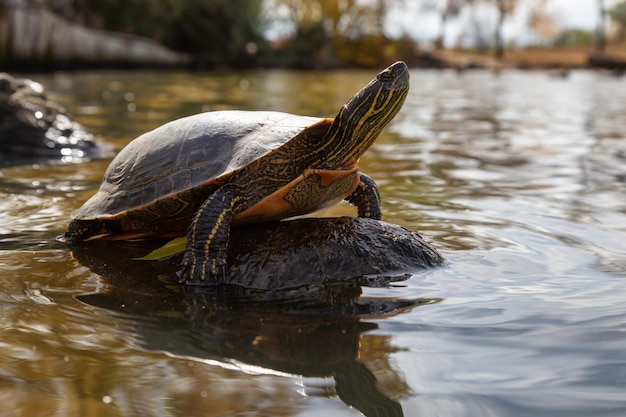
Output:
[70, 217, 443, 416]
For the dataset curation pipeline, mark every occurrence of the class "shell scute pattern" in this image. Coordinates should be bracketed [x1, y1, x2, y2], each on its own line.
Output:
[72, 111, 321, 222]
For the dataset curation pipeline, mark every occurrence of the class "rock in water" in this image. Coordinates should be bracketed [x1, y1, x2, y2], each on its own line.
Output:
[68, 217, 443, 292]
[225, 217, 443, 290]
[0, 72, 105, 166]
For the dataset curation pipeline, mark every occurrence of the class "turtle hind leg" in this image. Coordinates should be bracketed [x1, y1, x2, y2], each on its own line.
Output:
[345, 173, 381, 220]
[179, 183, 245, 286]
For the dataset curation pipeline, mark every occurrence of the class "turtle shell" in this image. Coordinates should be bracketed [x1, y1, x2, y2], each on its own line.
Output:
[73, 110, 323, 221]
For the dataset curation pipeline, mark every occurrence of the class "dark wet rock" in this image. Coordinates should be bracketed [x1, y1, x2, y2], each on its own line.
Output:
[225, 217, 443, 290]
[0, 72, 106, 166]
[69, 216, 443, 293]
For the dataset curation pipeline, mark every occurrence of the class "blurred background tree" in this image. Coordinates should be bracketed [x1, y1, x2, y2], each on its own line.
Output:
[4, 0, 626, 69]
[526, 0, 559, 45]
[608, 1, 626, 43]
[492, 0, 517, 58]
[262, 0, 414, 68]
[597, 0, 607, 50]
[67, 0, 265, 67]
[421, 0, 469, 50]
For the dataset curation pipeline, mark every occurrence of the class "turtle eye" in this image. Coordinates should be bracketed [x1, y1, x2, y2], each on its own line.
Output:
[377, 69, 393, 82]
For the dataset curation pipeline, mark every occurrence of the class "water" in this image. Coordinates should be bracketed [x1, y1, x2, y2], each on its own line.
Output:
[1, 68, 625, 417]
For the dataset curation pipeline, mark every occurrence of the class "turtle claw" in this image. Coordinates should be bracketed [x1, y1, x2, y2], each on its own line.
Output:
[178, 252, 228, 286]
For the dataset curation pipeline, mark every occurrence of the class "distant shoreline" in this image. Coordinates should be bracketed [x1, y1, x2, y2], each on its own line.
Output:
[412, 47, 626, 71]
[6, 47, 626, 73]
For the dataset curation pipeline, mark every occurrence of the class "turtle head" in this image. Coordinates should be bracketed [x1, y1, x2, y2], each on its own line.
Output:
[324, 61, 409, 168]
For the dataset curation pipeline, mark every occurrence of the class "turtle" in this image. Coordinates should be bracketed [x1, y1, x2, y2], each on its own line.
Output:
[65, 61, 410, 285]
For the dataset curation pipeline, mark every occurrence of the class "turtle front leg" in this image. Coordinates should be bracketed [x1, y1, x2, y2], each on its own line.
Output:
[345, 172, 381, 220]
[179, 184, 245, 285]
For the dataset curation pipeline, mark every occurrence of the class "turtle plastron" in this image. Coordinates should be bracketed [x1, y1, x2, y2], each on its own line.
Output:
[234, 165, 360, 223]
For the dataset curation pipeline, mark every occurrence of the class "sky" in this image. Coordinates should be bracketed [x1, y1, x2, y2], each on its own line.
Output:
[549, 0, 603, 28]
[265, 0, 623, 46]
[386, 0, 622, 47]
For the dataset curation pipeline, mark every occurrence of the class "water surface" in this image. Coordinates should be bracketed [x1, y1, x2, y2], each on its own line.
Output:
[1, 68, 625, 416]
